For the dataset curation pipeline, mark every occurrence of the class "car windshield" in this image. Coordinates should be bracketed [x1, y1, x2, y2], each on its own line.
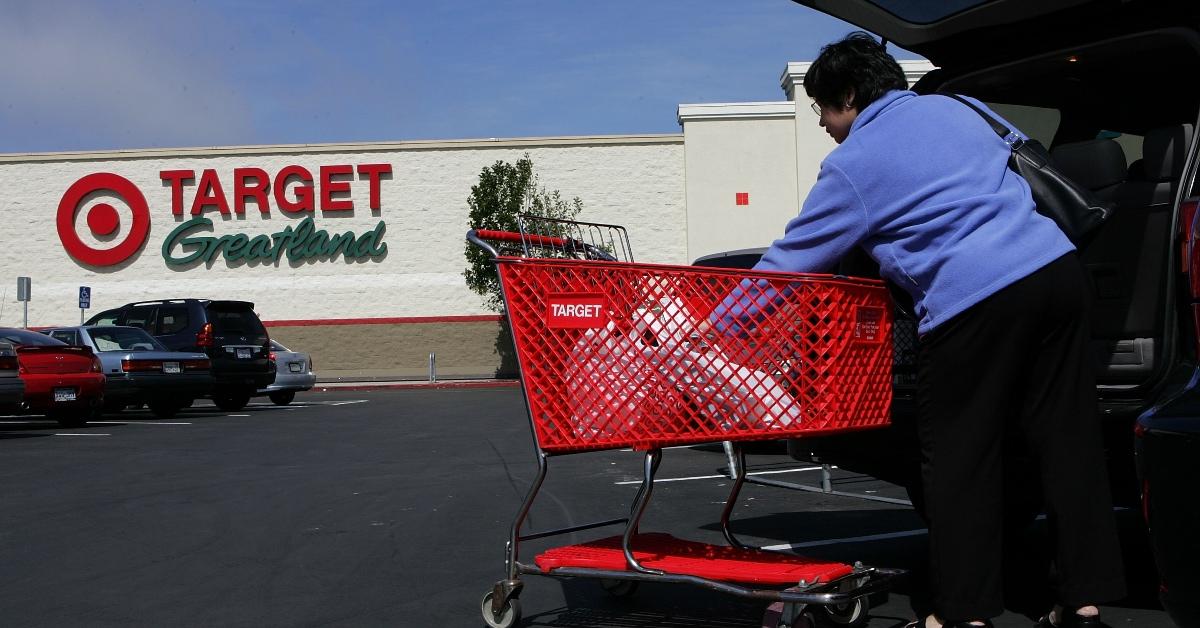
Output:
[0, 329, 66, 347]
[89, 327, 164, 352]
[209, 308, 266, 336]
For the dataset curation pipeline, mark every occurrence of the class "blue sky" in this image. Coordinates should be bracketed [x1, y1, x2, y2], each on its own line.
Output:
[0, 1, 921, 153]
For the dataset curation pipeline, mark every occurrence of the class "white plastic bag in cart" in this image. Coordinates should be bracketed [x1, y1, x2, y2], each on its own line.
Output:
[563, 321, 676, 441]
[633, 298, 802, 430]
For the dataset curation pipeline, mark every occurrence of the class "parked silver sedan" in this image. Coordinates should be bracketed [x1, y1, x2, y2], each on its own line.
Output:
[257, 340, 315, 405]
[43, 326, 213, 418]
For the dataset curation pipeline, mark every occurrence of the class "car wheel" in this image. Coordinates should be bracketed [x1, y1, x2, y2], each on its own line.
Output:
[268, 391, 296, 406]
[147, 400, 179, 419]
[213, 392, 250, 411]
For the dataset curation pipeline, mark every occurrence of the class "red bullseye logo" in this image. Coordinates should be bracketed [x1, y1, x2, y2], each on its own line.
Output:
[57, 173, 151, 266]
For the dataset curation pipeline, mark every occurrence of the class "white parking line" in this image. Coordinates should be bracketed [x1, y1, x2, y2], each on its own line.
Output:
[54, 433, 111, 437]
[759, 509, 1127, 551]
[620, 444, 700, 452]
[228, 414, 250, 417]
[763, 528, 929, 551]
[91, 421, 193, 425]
[266, 400, 365, 407]
[614, 466, 825, 485]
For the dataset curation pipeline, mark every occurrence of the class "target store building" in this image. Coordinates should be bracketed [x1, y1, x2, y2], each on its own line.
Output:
[0, 61, 932, 380]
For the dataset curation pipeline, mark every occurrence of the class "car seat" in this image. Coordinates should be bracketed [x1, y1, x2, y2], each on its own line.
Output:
[1050, 137, 1128, 204]
[1077, 124, 1193, 384]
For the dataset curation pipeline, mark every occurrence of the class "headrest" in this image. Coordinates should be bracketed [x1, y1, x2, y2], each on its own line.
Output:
[1143, 124, 1194, 181]
[1050, 138, 1128, 192]
[1126, 159, 1145, 180]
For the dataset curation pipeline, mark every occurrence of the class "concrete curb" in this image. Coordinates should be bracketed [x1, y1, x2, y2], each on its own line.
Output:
[313, 379, 520, 392]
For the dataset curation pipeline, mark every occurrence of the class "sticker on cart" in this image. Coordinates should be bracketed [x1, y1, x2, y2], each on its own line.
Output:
[547, 293, 608, 329]
[853, 305, 885, 342]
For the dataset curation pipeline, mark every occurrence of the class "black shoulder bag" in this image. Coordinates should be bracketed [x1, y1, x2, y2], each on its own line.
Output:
[941, 93, 1113, 245]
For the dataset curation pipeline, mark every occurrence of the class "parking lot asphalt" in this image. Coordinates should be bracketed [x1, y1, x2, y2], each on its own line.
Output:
[0, 388, 1172, 627]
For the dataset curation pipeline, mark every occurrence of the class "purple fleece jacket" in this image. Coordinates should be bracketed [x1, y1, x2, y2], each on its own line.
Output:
[713, 90, 1073, 335]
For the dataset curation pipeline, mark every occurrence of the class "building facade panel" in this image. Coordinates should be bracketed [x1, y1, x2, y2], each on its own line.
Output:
[0, 138, 684, 379]
[0, 138, 685, 328]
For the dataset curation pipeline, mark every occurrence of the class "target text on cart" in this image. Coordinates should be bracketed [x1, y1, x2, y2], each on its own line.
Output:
[547, 294, 608, 328]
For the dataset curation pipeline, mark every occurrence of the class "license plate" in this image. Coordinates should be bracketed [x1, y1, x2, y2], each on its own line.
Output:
[162, 362, 181, 374]
[289, 362, 303, 373]
[236, 348, 252, 359]
[53, 388, 76, 402]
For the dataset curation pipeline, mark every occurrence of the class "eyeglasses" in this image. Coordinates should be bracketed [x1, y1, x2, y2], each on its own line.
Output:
[810, 101, 823, 116]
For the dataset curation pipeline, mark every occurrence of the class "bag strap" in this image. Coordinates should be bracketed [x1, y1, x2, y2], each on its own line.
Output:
[939, 93, 1024, 149]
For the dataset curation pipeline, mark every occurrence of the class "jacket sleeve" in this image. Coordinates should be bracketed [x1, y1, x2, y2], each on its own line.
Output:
[710, 161, 870, 335]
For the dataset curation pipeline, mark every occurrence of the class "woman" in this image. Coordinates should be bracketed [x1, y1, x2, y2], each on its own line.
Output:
[711, 32, 1125, 628]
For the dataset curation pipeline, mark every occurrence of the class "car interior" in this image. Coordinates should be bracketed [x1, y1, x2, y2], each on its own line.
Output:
[916, 28, 1200, 391]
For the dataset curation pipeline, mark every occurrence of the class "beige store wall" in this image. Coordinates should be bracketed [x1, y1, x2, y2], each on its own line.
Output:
[679, 59, 936, 263]
[678, 102, 800, 263]
[0, 136, 685, 327]
[267, 319, 509, 380]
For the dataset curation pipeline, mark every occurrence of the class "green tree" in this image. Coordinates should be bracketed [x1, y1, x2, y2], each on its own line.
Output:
[464, 154, 583, 311]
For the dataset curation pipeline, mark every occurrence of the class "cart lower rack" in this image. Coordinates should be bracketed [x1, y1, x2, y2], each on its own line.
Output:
[469, 224, 900, 628]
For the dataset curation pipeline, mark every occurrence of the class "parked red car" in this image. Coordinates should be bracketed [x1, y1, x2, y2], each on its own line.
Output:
[0, 328, 104, 427]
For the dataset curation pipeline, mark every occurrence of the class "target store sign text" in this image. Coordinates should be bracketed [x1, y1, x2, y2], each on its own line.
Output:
[57, 164, 393, 268]
[159, 164, 390, 216]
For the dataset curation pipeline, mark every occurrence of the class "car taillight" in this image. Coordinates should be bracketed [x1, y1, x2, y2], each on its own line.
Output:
[122, 359, 162, 372]
[91, 356, 103, 373]
[196, 323, 214, 348]
[0, 355, 17, 370]
[269, 351, 277, 362]
[183, 359, 210, 371]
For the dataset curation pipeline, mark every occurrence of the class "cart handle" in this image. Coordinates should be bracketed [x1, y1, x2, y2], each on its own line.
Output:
[466, 228, 618, 261]
[477, 229, 568, 247]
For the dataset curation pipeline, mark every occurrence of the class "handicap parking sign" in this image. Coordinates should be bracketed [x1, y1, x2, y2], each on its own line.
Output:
[78, 286, 91, 309]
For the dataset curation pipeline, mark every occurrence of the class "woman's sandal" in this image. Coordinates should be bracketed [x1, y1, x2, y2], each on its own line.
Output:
[1034, 612, 1111, 627]
[903, 619, 994, 628]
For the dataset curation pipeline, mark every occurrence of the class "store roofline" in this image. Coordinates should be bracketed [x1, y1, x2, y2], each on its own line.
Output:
[0, 133, 685, 163]
[677, 102, 797, 125]
[780, 59, 937, 100]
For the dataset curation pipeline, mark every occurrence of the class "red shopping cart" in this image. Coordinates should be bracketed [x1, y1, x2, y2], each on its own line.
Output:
[469, 218, 902, 628]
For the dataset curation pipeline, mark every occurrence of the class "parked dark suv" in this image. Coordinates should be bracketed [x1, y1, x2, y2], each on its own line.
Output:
[86, 299, 274, 411]
[711, 1, 1200, 622]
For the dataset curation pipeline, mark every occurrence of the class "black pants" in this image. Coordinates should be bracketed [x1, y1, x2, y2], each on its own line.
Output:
[917, 253, 1126, 620]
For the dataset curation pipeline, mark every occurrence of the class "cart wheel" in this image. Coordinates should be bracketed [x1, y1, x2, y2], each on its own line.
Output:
[481, 590, 521, 628]
[820, 595, 868, 626]
[599, 578, 639, 597]
[763, 601, 815, 628]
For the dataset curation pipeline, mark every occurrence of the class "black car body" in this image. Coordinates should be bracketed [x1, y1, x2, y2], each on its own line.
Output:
[87, 299, 274, 411]
[757, 1, 1200, 622]
[0, 341, 24, 411]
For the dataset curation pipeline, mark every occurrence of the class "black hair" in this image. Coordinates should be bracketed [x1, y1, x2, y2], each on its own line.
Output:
[803, 31, 907, 112]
